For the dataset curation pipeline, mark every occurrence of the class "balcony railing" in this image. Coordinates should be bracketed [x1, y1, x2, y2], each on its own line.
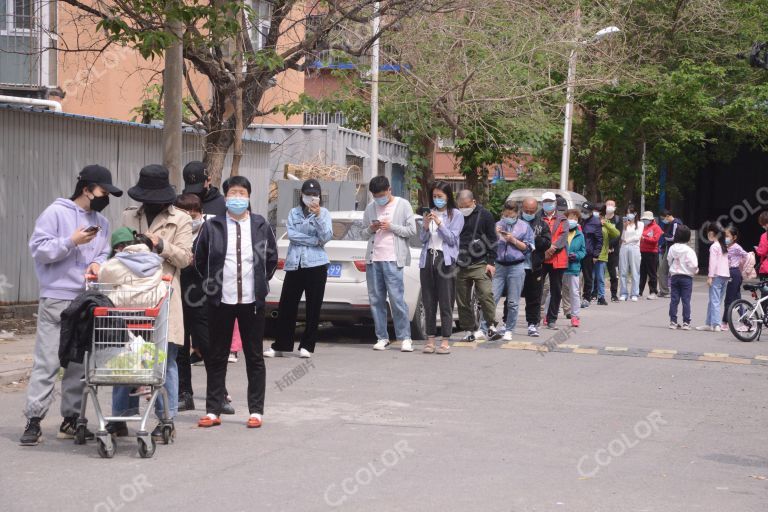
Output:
[303, 111, 347, 126]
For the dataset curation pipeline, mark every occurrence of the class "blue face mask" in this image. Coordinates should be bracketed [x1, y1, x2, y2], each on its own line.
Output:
[226, 197, 249, 215]
[433, 198, 447, 209]
[504, 216, 518, 226]
[725, 237, 733, 245]
[542, 202, 555, 213]
[660, 219, 669, 225]
[626, 213, 636, 221]
[374, 195, 389, 207]
[568, 219, 578, 230]
[522, 212, 536, 222]
[593, 211, 600, 217]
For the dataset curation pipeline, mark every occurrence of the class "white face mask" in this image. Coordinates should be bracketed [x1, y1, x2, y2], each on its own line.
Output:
[191, 218, 204, 232]
[302, 194, 320, 208]
[460, 207, 475, 217]
[606, 206, 616, 215]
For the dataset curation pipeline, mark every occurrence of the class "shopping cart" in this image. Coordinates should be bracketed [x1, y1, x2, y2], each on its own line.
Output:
[74, 275, 174, 458]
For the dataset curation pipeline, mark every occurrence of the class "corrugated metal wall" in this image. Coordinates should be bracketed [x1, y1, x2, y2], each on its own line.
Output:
[0, 106, 271, 303]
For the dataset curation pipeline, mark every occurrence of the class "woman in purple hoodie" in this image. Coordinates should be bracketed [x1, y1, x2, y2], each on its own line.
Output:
[20, 165, 122, 446]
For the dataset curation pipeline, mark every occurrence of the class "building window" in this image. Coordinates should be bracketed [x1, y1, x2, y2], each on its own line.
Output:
[248, 0, 272, 51]
[0, 0, 56, 87]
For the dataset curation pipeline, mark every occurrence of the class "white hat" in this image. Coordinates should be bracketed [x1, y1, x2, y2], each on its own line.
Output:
[641, 211, 654, 221]
[542, 192, 557, 202]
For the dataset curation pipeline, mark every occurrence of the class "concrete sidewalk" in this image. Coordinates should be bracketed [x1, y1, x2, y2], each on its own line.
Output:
[0, 333, 35, 386]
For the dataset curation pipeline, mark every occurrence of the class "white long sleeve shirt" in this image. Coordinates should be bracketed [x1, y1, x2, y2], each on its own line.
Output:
[622, 221, 644, 247]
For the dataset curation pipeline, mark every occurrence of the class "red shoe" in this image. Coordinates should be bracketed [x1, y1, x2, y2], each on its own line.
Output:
[198, 415, 221, 428]
[542, 318, 548, 327]
[571, 317, 580, 328]
[247, 416, 263, 429]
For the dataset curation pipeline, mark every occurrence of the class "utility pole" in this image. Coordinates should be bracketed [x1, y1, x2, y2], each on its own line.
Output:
[559, 5, 580, 191]
[163, 8, 184, 189]
[369, 1, 380, 182]
[640, 139, 647, 213]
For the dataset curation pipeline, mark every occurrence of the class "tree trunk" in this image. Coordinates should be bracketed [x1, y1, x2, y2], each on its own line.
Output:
[584, 108, 599, 202]
[204, 130, 233, 187]
[416, 136, 436, 206]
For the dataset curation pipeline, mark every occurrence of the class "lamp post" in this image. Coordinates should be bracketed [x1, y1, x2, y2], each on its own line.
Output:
[559, 25, 621, 191]
[370, 2, 380, 182]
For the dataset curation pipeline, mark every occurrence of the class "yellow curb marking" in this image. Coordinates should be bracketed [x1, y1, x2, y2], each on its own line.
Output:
[648, 353, 675, 359]
[559, 344, 580, 349]
[451, 342, 477, 348]
[755, 355, 768, 361]
[651, 349, 677, 355]
[500, 342, 533, 350]
[573, 348, 599, 355]
[604, 347, 629, 352]
[703, 352, 730, 358]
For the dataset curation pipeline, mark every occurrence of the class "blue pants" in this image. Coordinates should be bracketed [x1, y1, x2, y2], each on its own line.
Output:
[669, 275, 693, 324]
[112, 342, 178, 420]
[592, 261, 606, 299]
[366, 261, 411, 341]
[706, 276, 729, 327]
[492, 263, 526, 332]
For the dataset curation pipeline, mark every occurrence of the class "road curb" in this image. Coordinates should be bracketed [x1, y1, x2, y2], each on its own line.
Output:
[0, 367, 31, 386]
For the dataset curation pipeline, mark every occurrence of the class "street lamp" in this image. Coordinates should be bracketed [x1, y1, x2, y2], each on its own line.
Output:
[559, 26, 621, 191]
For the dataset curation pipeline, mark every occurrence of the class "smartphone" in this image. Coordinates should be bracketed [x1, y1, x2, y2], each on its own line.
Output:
[419, 207, 431, 217]
[84, 225, 101, 234]
[499, 230, 510, 236]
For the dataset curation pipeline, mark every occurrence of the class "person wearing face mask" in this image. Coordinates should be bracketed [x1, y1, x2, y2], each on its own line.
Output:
[362, 176, 417, 351]
[696, 222, 730, 332]
[539, 192, 569, 330]
[721, 225, 748, 329]
[619, 206, 643, 301]
[657, 209, 683, 297]
[564, 209, 587, 328]
[20, 165, 122, 446]
[418, 182, 464, 354]
[578, 202, 603, 309]
[595, 206, 620, 306]
[455, 190, 501, 342]
[639, 211, 664, 300]
[519, 197, 551, 337]
[755, 211, 768, 278]
[194, 176, 277, 429]
[109, 165, 193, 441]
[492, 201, 535, 341]
[604, 199, 623, 301]
[182, 161, 227, 216]
[265, 179, 332, 359]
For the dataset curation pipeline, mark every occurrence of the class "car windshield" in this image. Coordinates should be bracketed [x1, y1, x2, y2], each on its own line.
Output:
[329, 219, 424, 248]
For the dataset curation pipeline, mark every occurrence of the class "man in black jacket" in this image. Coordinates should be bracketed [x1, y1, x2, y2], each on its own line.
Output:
[520, 197, 552, 337]
[604, 199, 622, 302]
[183, 161, 227, 216]
[193, 176, 278, 429]
[455, 190, 501, 342]
[579, 202, 604, 306]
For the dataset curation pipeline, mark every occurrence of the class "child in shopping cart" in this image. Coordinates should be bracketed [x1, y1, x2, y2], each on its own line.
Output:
[98, 227, 166, 437]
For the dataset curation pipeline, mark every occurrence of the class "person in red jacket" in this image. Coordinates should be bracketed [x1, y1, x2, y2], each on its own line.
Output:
[639, 211, 664, 299]
[756, 211, 768, 278]
[540, 192, 569, 329]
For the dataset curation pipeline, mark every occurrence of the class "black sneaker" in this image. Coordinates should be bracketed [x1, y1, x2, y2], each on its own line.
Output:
[106, 421, 129, 437]
[487, 327, 503, 341]
[20, 417, 42, 446]
[461, 333, 477, 342]
[611, 295, 619, 302]
[566, 313, 572, 320]
[58, 416, 95, 440]
[190, 353, 204, 366]
[597, 298, 608, 306]
[151, 422, 175, 442]
[178, 392, 195, 412]
[546, 322, 559, 330]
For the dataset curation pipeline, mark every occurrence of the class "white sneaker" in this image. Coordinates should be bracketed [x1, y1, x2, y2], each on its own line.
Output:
[373, 339, 390, 351]
[473, 330, 487, 340]
[299, 348, 312, 358]
[631, 296, 638, 302]
[619, 295, 627, 302]
[647, 294, 657, 300]
[263, 348, 282, 358]
[502, 331, 514, 342]
[713, 324, 722, 332]
[668, 322, 680, 330]
[400, 339, 414, 352]
[695, 325, 713, 331]
[228, 351, 238, 363]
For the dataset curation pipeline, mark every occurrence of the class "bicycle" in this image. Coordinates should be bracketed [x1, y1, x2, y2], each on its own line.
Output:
[726, 280, 768, 342]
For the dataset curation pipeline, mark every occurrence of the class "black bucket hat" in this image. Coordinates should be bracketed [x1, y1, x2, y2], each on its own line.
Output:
[128, 164, 177, 204]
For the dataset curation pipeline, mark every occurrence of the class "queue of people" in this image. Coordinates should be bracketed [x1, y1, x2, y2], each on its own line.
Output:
[20, 165, 768, 446]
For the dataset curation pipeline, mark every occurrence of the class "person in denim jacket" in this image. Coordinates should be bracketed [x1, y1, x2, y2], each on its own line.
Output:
[266, 179, 333, 358]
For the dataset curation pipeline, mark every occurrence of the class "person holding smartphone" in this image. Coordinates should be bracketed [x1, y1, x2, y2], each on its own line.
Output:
[418, 181, 464, 354]
[265, 179, 333, 359]
[21, 165, 123, 446]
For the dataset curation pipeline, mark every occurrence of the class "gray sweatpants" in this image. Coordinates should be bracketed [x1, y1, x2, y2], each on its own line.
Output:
[24, 298, 85, 419]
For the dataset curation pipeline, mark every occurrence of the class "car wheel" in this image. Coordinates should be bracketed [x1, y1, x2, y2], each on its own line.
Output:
[410, 297, 426, 341]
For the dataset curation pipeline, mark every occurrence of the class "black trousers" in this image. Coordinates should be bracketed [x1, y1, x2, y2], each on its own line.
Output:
[581, 256, 595, 300]
[273, 265, 328, 353]
[420, 250, 456, 339]
[178, 303, 209, 396]
[542, 264, 565, 324]
[639, 252, 658, 295]
[205, 303, 265, 415]
[607, 249, 619, 297]
[522, 268, 544, 326]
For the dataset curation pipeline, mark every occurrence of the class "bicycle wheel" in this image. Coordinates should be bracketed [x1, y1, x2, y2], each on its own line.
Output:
[727, 299, 762, 342]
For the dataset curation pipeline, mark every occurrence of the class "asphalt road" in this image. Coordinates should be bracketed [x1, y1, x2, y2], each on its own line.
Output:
[1, 277, 767, 512]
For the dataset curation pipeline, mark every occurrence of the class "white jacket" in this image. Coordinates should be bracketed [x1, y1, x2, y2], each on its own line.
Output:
[621, 221, 644, 246]
[98, 244, 166, 307]
[667, 243, 699, 276]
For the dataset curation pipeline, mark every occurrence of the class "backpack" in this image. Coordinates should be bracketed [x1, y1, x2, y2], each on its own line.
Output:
[742, 251, 757, 280]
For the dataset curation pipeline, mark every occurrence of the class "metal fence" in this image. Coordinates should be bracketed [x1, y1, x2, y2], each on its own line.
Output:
[0, 105, 272, 303]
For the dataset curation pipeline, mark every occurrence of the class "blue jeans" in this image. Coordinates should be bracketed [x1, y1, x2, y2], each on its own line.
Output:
[112, 342, 178, 420]
[367, 261, 411, 341]
[669, 274, 693, 324]
[492, 263, 526, 332]
[592, 261, 606, 299]
[706, 276, 729, 327]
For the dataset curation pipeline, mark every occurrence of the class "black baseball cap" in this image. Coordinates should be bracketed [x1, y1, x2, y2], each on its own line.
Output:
[78, 165, 123, 196]
[301, 179, 321, 195]
[182, 161, 208, 194]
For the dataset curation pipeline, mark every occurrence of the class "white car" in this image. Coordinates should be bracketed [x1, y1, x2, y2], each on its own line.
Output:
[265, 211, 472, 340]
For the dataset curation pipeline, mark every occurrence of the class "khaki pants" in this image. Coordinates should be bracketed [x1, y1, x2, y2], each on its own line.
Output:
[456, 262, 497, 332]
